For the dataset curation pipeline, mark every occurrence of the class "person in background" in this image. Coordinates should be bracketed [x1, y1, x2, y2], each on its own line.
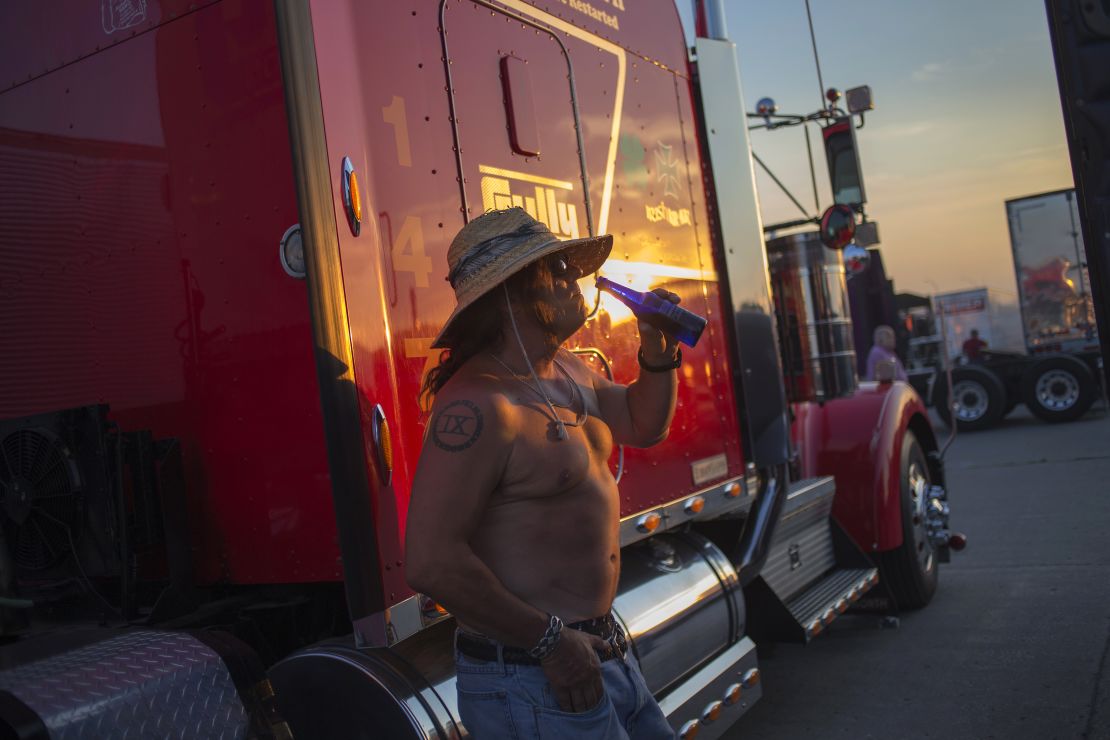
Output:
[962, 328, 988, 362]
[865, 324, 908, 381]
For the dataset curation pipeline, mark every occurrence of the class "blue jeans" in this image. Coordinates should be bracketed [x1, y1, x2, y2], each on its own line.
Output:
[454, 637, 674, 739]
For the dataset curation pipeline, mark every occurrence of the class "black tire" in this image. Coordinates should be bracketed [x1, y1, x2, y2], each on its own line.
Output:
[1020, 355, 1097, 423]
[934, 365, 1007, 431]
[875, 431, 938, 610]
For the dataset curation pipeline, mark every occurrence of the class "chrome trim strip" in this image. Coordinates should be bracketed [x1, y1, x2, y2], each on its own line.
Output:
[657, 637, 761, 739]
[359, 594, 453, 647]
[618, 475, 751, 548]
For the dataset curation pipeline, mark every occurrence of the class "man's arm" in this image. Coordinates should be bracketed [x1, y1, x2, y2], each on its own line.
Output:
[405, 387, 549, 646]
[590, 289, 681, 448]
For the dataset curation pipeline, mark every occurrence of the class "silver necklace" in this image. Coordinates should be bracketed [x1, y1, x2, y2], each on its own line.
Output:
[499, 286, 588, 441]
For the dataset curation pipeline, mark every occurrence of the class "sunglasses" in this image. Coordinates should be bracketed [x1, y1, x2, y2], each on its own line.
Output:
[546, 251, 572, 278]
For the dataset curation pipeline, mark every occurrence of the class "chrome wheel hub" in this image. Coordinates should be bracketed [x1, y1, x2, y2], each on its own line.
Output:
[908, 463, 936, 573]
[952, 380, 988, 422]
[1035, 370, 1080, 411]
[923, 483, 951, 554]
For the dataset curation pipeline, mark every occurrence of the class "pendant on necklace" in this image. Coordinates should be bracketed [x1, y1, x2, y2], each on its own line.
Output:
[551, 420, 568, 441]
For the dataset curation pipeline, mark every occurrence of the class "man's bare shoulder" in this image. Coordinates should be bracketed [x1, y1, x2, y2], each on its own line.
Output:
[426, 360, 517, 452]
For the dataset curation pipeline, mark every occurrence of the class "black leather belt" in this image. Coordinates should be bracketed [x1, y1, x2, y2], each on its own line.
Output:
[456, 614, 628, 666]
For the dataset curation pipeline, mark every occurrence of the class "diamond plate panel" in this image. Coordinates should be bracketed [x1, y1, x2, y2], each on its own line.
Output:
[0, 630, 250, 739]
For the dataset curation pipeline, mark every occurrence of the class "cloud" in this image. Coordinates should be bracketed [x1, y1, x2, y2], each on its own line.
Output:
[912, 62, 945, 82]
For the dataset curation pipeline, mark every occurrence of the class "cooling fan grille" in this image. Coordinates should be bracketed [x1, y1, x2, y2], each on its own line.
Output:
[0, 428, 84, 571]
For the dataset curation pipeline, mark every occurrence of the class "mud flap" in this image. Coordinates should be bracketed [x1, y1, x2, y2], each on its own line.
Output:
[743, 477, 878, 643]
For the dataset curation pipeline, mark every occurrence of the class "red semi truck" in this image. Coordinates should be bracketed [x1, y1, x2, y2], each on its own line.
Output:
[0, 1, 960, 737]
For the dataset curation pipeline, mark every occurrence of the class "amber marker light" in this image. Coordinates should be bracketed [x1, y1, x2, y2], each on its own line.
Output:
[679, 720, 700, 739]
[742, 668, 760, 688]
[723, 683, 742, 705]
[372, 405, 393, 486]
[684, 496, 705, 515]
[350, 171, 362, 222]
[724, 482, 742, 498]
[341, 156, 362, 236]
[636, 512, 662, 533]
[701, 701, 723, 723]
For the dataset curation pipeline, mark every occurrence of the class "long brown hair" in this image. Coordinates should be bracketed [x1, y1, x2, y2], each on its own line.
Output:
[420, 258, 559, 407]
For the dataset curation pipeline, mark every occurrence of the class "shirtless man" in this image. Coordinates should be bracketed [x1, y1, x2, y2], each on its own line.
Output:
[405, 208, 679, 739]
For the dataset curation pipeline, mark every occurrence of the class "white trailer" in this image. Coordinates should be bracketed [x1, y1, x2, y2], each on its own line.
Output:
[932, 191, 1103, 430]
[933, 288, 1025, 362]
[1006, 189, 1100, 355]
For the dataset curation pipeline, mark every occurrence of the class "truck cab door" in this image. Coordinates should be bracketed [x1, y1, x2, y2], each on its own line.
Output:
[441, 0, 594, 237]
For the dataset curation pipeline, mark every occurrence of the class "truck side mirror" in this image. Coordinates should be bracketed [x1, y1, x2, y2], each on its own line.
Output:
[819, 204, 856, 250]
[822, 116, 867, 208]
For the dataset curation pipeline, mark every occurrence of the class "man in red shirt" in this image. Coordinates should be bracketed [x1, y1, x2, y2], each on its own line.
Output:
[962, 329, 988, 362]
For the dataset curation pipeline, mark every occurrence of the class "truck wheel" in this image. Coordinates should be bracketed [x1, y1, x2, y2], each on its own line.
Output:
[934, 366, 1006, 431]
[876, 431, 938, 610]
[1021, 355, 1096, 423]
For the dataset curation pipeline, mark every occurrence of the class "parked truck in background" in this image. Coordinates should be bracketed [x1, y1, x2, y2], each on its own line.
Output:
[932, 190, 1103, 430]
[0, 1, 960, 737]
[933, 288, 1025, 362]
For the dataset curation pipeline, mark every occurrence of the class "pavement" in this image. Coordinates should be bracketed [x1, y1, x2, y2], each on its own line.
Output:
[726, 404, 1110, 740]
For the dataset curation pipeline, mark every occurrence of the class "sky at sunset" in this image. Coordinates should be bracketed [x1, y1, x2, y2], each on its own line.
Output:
[719, 0, 1075, 298]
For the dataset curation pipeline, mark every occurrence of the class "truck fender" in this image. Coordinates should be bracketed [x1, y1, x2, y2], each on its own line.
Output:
[791, 381, 941, 554]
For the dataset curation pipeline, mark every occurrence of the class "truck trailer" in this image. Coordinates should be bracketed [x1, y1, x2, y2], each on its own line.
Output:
[0, 1, 961, 737]
[933, 190, 1103, 430]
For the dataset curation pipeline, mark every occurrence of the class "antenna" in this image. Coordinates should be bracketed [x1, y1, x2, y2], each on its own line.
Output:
[804, 0, 828, 110]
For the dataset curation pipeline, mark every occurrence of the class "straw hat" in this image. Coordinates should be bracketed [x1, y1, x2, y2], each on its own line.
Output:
[432, 208, 612, 348]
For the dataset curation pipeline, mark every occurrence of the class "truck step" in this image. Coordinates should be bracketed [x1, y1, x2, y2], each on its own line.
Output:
[743, 477, 879, 643]
[785, 567, 878, 640]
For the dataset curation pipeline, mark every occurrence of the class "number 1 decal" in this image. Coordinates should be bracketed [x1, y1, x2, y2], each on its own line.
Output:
[382, 96, 413, 168]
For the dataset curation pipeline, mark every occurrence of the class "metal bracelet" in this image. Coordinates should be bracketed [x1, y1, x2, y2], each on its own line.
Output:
[528, 614, 564, 660]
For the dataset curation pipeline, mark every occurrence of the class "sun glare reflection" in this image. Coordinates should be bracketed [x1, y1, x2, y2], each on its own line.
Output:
[623, 572, 721, 638]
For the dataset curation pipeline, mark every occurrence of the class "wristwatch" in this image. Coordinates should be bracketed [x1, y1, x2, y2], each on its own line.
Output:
[638, 347, 682, 372]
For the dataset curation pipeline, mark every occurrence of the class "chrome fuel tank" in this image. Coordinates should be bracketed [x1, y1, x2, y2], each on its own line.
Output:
[613, 532, 743, 696]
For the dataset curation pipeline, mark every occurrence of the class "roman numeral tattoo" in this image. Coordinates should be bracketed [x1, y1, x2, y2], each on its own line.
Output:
[431, 400, 484, 452]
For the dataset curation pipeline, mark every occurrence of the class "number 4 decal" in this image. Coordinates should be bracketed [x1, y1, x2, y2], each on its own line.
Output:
[392, 216, 434, 288]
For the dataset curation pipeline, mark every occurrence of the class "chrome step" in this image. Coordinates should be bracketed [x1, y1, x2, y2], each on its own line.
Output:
[785, 567, 878, 641]
[744, 477, 879, 643]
